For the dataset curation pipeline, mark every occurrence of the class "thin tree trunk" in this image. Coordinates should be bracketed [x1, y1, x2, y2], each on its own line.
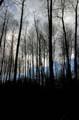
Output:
[19, 59, 21, 79]
[14, 0, 25, 81]
[39, 36, 41, 84]
[43, 41, 46, 85]
[0, 0, 4, 6]
[32, 39, 34, 80]
[61, 6, 71, 81]
[34, 15, 39, 81]
[47, 0, 54, 86]
[0, 18, 8, 80]
[24, 44, 27, 79]
[0, 10, 7, 47]
[24, 28, 27, 79]
[74, 1, 78, 80]
[8, 28, 14, 80]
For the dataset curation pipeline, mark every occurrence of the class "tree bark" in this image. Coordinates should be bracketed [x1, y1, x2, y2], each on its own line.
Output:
[61, 0, 71, 81]
[0, 18, 8, 80]
[74, 1, 78, 80]
[34, 15, 39, 81]
[0, 0, 4, 6]
[0, 10, 7, 47]
[14, 0, 25, 81]
[47, 0, 54, 86]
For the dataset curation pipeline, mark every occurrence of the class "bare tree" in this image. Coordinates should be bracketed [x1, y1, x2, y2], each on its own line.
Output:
[0, 0, 4, 6]
[7, 27, 15, 80]
[34, 14, 39, 81]
[14, 0, 25, 81]
[24, 30, 27, 79]
[47, 0, 55, 85]
[0, 9, 7, 47]
[0, 17, 9, 80]
[60, 0, 72, 81]
[59, 26, 73, 80]
[27, 29, 35, 80]
[74, 0, 78, 80]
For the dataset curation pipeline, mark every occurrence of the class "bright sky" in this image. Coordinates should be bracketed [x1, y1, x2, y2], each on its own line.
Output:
[4, 0, 75, 26]
[5, 0, 78, 62]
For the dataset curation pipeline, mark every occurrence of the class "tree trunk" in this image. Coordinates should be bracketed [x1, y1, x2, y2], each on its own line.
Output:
[0, 21, 8, 80]
[8, 28, 14, 80]
[47, 0, 54, 86]
[62, 8, 71, 81]
[43, 41, 46, 85]
[34, 15, 39, 81]
[0, 10, 7, 47]
[32, 38, 34, 80]
[24, 38, 26, 79]
[14, 0, 25, 81]
[74, 1, 78, 80]
[0, 0, 4, 6]
[38, 36, 42, 84]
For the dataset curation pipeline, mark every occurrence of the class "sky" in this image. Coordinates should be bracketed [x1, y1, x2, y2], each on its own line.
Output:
[2, 0, 79, 62]
[1, 0, 78, 26]
[4, 0, 75, 27]
[12, 0, 43, 21]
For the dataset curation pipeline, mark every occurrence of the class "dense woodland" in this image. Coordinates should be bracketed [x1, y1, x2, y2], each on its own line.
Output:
[0, 0, 79, 88]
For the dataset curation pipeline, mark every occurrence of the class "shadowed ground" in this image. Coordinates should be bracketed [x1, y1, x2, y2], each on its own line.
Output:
[0, 78, 79, 88]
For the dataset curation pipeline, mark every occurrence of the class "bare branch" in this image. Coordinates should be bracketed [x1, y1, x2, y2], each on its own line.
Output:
[0, 0, 4, 6]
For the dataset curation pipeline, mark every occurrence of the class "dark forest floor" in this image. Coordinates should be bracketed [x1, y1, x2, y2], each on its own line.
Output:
[0, 78, 79, 120]
[0, 78, 79, 88]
